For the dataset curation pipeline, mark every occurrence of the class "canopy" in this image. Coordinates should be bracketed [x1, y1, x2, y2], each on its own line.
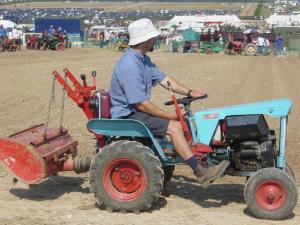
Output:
[182, 28, 199, 41]
[91, 25, 106, 30]
[0, 20, 17, 29]
[243, 28, 263, 34]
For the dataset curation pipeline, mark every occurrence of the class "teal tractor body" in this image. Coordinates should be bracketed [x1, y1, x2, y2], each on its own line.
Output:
[87, 86, 297, 219]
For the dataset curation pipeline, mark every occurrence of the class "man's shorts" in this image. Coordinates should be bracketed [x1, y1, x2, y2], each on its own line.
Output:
[124, 112, 170, 138]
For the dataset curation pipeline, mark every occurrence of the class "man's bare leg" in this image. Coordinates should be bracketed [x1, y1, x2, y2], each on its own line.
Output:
[167, 120, 230, 187]
[167, 120, 193, 160]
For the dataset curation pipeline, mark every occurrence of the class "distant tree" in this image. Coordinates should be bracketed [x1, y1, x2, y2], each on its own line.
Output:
[254, 2, 264, 18]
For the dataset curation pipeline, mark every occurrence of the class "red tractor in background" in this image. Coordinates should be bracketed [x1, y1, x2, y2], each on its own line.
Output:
[0, 38, 17, 52]
[26, 35, 38, 49]
[27, 33, 66, 51]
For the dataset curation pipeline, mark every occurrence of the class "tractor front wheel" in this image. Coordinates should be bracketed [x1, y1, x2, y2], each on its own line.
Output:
[89, 140, 163, 213]
[55, 42, 65, 51]
[244, 43, 257, 56]
[244, 167, 297, 220]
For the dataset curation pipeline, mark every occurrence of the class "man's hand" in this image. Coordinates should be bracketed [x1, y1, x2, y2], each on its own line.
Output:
[160, 76, 207, 98]
[189, 90, 207, 98]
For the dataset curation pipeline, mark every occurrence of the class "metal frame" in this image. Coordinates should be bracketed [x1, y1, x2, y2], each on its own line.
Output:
[277, 116, 287, 169]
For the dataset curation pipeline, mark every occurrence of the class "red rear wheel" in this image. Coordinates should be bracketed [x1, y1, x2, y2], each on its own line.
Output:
[103, 158, 146, 202]
[89, 140, 163, 213]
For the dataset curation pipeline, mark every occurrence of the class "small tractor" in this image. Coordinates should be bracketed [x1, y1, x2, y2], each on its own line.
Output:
[0, 69, 297, 220]
[27, 34, 65, 51]
[45, 36, 65, 51]
[0, 38, 17, 52]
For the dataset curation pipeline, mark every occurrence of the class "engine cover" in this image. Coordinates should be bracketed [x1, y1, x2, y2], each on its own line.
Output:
[225, 115, 269, 141]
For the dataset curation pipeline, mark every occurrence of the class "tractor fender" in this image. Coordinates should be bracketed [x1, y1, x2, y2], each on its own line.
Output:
[87, 119, 167, 161]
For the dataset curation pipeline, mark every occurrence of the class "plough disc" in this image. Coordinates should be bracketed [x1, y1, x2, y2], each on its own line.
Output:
[0, 139, 46, 184]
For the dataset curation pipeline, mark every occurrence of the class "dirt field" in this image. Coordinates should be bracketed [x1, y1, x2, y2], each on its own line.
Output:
[0, 1, 257, 16]
[0, 48, 299, 225]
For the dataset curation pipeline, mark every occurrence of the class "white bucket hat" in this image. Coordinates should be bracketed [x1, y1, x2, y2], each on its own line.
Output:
[128, 18, 160, 46]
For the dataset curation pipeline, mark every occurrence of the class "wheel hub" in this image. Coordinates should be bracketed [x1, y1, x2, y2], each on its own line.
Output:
[111, 164, 143, 193]
[119, 169, 134, 184]
[120, 171, 133, 184]
[256, 181, 286, 211]
[103, 158, 146, 202]
[248, 47, 255, 53]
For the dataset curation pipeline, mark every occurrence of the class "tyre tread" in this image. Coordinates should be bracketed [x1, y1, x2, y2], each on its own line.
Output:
[244, 167, 298, 220]
[89, 140, 163, 212]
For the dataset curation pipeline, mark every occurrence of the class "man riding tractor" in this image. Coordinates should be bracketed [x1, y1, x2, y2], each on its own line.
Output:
[110, 18, 230, 187]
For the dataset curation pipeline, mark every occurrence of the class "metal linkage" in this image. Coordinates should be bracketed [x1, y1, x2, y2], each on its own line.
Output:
[59, 72, 68, 132]
[52, 68, 97, 119]
[44, 76, 56, 139]
[73, 156, 91, 174]
[52, 68, 106, 147]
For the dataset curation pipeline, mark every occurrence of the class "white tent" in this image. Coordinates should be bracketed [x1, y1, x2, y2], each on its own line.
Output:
[169, 15, 242, 31]
[91, 25, 106, 30]
[0, 20, 17, 29]
[266, 14, 300, 26]
[204, 15, 241, 24]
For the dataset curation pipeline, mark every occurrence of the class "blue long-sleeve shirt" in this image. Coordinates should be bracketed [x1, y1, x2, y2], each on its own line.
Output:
[110, 48, 166, 118]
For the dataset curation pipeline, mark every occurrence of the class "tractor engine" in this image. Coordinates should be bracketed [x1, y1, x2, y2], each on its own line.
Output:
[224, 115, 276, 171]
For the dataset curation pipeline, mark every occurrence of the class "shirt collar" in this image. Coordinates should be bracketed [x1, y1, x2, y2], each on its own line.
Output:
[128, 48, 146, 62]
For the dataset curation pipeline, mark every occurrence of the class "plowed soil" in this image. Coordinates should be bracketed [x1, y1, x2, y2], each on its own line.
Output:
[0, 48, 299, 225]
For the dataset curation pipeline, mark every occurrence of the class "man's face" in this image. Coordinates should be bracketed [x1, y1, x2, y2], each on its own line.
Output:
[145, 37, 156, 52]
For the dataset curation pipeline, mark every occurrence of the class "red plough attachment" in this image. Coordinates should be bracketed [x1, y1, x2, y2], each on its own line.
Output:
[0, 68, 98, 185]
[0, 124, 90, 184]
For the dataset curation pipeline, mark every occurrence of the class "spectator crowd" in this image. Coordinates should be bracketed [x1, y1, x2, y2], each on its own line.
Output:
[0, 7, 241, 24]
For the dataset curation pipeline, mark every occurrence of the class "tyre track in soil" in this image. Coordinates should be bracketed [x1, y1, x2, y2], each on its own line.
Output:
[228, 57, 272, 103]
